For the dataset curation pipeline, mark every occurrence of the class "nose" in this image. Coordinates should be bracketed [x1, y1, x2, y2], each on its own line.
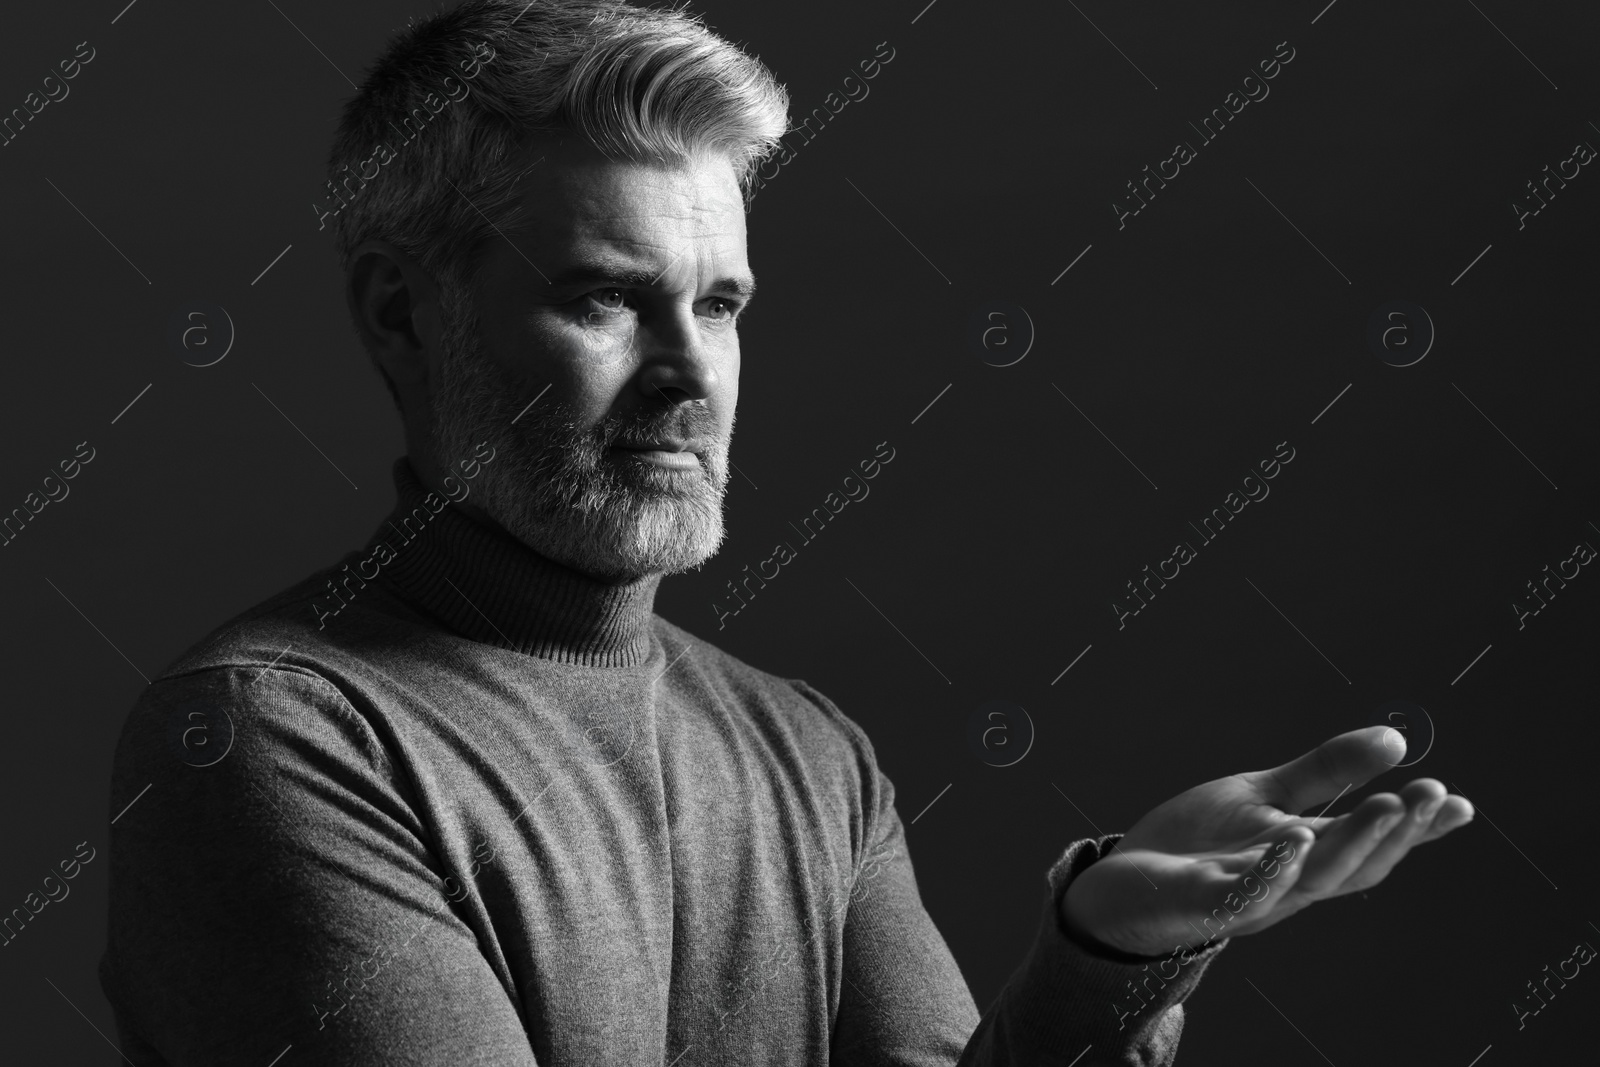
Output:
[633, 303, 723, 404]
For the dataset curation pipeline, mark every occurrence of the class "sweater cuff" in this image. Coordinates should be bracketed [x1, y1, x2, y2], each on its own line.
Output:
[971, 835, 1226, 1065]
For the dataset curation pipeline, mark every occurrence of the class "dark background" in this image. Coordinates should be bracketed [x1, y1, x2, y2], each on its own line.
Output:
[2, 0, 1596, 1063]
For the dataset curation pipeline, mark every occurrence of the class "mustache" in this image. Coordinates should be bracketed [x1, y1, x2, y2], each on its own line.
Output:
[589, 403, 723, 452]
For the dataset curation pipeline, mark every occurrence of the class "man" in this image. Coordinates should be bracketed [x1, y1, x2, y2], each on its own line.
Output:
[100, 2, 1473, 1064]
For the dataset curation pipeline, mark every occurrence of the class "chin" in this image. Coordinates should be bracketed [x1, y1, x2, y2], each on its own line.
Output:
[497, 497, 727, 583]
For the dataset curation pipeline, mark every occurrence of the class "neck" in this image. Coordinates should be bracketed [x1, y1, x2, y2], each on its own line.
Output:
[369, 457, 663, 667]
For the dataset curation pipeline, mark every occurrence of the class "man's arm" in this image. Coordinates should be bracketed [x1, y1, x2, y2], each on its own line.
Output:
[827, 720, 1472, 1066]
[101, 666, 538, 1066]
[827, 742, 1223, 1066]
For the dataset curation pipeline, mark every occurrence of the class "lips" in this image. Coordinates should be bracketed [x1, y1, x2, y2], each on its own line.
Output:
[612, 438, 699, 453]
[607, 439, 705, 472]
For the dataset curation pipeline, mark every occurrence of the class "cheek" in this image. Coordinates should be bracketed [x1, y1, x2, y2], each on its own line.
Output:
[528, 308, 634, 369]
[721, 346, 740, 426]
[516, 312, 633, 409]
[574, 320, 640, 370]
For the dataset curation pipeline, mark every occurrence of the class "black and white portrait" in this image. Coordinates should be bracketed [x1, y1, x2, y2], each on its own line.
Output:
[1, 1, 1595, 1064]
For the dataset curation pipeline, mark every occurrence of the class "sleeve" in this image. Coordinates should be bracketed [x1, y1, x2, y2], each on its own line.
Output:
[828, 740, 1226, 1067]
[98, 665, 540, 1067]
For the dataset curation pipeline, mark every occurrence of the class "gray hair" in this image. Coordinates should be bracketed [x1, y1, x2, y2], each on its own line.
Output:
[322, 0, 790, 398]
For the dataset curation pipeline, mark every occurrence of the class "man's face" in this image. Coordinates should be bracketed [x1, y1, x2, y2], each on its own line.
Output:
[425, 139, 753, 583]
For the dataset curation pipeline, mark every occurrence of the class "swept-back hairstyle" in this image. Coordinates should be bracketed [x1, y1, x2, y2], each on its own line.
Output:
[323, 0, 789, 397]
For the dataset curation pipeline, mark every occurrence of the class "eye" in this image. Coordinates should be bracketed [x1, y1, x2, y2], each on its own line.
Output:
[579, 288, 630, 320]
[700, 296, 741, 322]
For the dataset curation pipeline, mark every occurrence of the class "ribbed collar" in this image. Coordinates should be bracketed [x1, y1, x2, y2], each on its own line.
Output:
[369, 457, 662, 667]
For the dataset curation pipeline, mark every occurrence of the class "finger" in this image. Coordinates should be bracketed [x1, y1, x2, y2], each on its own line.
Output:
[1297, 783, 1473, 839]
[1252, 726, 1408, 815]
[1321, 779, 1447, 894]
[1413, 794, 1475, 843]
[1290, 793, 1407, 896]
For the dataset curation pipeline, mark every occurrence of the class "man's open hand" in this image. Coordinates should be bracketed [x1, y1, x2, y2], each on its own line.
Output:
[1059, 726, 1474, 958]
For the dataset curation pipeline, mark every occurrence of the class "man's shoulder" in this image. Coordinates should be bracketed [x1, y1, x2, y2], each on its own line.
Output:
[153, 551, 419, 685]
[108, 556, 427, 807]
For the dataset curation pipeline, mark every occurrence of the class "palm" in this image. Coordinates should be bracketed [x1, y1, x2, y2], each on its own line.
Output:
[1061, 726, 1475, 958]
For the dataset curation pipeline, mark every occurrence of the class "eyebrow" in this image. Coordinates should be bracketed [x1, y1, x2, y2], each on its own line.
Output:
[543, 258, 757, 300]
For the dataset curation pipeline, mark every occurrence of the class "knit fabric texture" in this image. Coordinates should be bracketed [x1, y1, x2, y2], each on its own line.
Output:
[99, 458, 1223, 1065]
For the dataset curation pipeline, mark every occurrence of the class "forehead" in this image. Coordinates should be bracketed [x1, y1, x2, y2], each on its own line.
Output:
[506, 137, 747, 262]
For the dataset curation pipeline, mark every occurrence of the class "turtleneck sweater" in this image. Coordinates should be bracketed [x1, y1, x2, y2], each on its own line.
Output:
[98, 457, 1224, 1066]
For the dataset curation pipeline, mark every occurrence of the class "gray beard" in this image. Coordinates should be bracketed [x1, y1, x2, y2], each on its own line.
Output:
[426, 289, 731, 583]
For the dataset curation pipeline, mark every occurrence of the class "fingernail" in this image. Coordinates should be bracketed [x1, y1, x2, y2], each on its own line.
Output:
[1420, 795, 1447, 821]
[1375, 812, 1404, 837]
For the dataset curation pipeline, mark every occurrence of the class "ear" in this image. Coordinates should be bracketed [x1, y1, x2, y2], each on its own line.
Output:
[346, 240, 444, 395]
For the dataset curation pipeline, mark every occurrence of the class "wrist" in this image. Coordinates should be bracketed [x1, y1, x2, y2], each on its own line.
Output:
[1059, 873, 1164, 962]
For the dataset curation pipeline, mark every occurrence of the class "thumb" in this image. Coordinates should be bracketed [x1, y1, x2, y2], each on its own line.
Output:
[1254, 726, 1405, 815]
